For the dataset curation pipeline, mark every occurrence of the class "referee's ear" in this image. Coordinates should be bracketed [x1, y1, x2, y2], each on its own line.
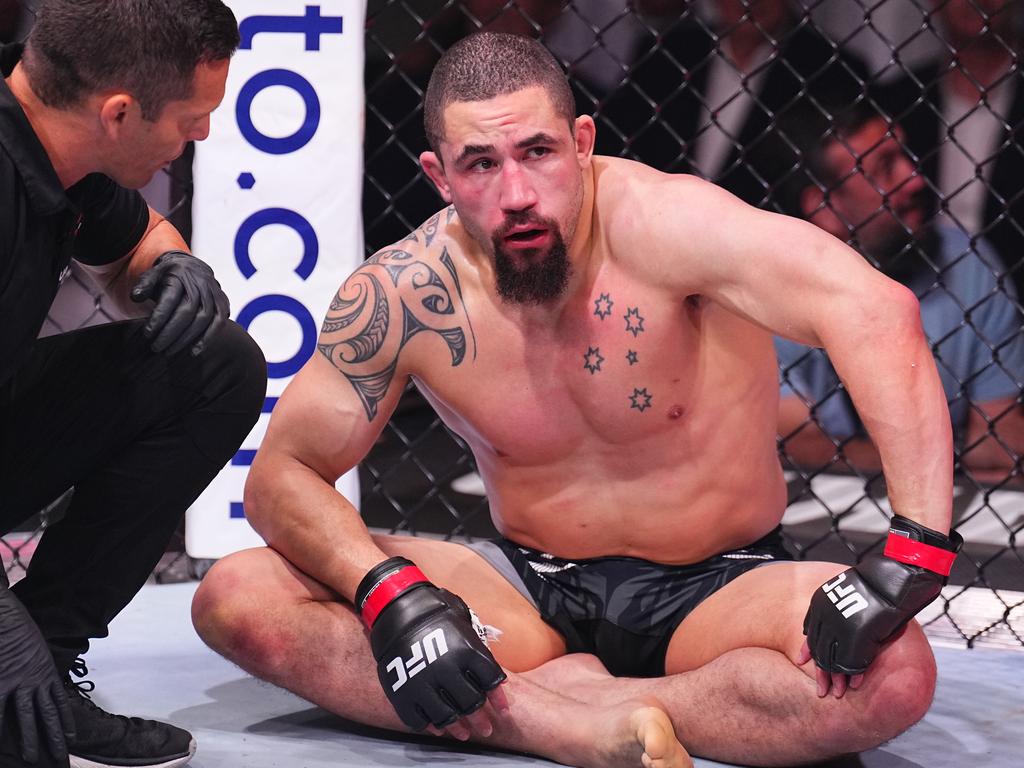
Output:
[98, 92, 139, 139]
[420, 150, 452, 204]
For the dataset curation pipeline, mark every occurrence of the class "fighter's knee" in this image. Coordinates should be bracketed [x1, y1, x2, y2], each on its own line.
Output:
[819, 624, 936, 753]
[866, 623, 936, 732]
[192, 551, 285, 672]
[191, 554, 245, 646]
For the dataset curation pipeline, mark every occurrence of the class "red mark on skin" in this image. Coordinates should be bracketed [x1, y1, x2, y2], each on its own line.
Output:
[668, 405, 683, 420]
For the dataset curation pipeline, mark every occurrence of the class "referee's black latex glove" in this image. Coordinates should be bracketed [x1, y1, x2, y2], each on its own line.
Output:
[0, 585, 73, 765]
[131, 250, 230, 356]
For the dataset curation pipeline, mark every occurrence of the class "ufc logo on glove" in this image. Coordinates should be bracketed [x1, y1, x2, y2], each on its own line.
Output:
[386, 628, 449, 691]
[821, 572, 869, 618]
[356, 557, 506, 730]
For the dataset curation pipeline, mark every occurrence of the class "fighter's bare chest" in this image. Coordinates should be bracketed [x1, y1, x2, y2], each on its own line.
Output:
[417, 287, 704, 458]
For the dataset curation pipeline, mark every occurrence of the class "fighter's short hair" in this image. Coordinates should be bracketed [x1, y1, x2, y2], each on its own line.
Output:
[23, 0, 239, 121]
[423, 32, 576, 154]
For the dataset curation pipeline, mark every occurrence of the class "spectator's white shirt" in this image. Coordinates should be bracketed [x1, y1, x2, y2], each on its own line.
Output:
[937, 77, 1013, 234]
[693, 39, 772, 179]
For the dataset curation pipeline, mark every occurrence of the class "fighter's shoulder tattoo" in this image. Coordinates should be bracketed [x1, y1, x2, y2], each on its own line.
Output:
[318, 237, 477, 421]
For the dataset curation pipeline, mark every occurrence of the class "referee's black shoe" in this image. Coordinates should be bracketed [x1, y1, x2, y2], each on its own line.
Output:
[64, 660, 196, 768]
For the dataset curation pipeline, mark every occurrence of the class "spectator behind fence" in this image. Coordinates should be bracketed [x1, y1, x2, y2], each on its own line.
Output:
[766, 100, 1024, 484]
[577, 0, 867, 207]
[0, 0, 23, 43]
[884, 0, 1024, 301]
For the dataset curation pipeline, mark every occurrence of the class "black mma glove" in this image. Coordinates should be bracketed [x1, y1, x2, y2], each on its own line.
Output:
[0, 583, 74, 764]
[804, 514, 962, 676]
[355, 557, 506, 731]
[131, 250, 230, 356]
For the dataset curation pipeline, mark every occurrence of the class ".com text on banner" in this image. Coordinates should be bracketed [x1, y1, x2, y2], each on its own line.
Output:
[187, 1, 364, 558]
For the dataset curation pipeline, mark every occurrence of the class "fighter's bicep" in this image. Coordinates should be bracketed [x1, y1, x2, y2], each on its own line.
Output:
[261, 265, 415, 481]
[263, 352, 405, 483]
[315, 261, 423, 420]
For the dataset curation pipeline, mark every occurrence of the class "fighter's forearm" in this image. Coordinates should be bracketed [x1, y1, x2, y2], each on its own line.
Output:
[825, 288, 953, 533]
[244, 452, 388, 602]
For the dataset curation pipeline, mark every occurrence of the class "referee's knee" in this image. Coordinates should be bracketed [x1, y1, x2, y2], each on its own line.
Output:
[198, 320, 267, 414]
[179, 321, 266, 463]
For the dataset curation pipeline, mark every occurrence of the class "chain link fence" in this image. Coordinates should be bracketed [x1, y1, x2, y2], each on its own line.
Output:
[4, 0, 1023, 649]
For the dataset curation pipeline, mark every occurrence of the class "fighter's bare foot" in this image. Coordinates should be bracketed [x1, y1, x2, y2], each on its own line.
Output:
[591, 699, 692, 768]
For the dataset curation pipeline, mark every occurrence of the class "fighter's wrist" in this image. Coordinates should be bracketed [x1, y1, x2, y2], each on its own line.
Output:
[355, 557, 430, 628]
[883, 514, 962, 577]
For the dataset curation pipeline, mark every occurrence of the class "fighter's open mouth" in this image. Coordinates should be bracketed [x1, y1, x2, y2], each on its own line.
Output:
[507, 229, 545, 241]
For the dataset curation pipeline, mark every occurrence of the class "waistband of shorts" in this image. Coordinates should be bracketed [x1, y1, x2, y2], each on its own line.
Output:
[498, 524, 790, 569]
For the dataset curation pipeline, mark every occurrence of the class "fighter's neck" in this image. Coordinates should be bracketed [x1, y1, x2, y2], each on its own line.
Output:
[567, 160, 596, 273]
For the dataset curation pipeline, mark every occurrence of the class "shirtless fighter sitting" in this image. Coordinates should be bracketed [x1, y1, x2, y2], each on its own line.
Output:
[192, 32, 961, 768]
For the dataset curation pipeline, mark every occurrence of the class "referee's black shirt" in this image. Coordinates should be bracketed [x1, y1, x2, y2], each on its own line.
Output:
[0, 43, 149, 389]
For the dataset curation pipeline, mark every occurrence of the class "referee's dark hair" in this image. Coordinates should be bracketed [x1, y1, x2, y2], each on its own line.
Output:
[22, 0, 239, 121]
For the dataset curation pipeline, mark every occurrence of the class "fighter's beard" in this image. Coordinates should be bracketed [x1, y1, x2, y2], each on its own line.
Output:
[491, 216, 572, 305]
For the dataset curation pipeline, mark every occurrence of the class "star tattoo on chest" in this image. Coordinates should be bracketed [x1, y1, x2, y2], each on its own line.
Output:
[626, 350, 639, 365]
[593, 293, 614, 320]
[583, 346, 605, 374]
[624, 307, 645, 337]
[629, 387, 652, 412]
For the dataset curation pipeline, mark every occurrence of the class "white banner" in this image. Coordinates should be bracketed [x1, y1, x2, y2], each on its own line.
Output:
[187, 1, 364, 559]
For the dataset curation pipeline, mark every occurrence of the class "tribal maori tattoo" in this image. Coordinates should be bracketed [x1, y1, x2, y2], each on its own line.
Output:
[318, 242, 476, 420]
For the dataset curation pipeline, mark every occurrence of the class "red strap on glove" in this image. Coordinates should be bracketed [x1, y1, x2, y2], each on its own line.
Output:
[884, 532, 956, 576]
[359, 565, 429, 628]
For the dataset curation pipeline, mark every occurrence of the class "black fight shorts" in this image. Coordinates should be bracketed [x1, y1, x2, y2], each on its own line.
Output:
[463, 527, 792, 677]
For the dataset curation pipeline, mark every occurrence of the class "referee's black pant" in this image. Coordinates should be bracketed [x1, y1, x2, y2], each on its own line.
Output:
[0, 318, 265, 671]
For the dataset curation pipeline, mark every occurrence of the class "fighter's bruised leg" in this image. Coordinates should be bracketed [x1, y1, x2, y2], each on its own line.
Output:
[192, 538, 692, 768]
[520, 561, 936, 766]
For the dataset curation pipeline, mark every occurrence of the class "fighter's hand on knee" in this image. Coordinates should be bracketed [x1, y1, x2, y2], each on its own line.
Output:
[356, 557, 507, 732]
[802, 515, 961, 694]
[796, 640, 865, 698]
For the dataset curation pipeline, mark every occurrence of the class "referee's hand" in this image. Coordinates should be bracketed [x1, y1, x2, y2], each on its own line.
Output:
[131, 250, 230, 356]
[0, 586, 74, 765]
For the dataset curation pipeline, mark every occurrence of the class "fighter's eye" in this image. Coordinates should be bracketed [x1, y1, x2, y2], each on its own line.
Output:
[470, 158, 496, 171]
[526, 147, 550, 159]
